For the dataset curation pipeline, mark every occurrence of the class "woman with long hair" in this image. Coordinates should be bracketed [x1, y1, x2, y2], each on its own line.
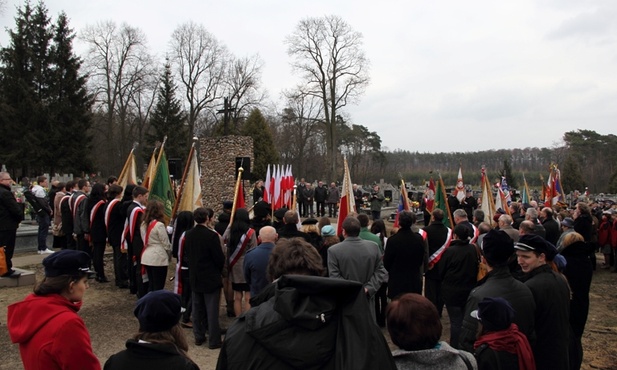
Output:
[104, 290, 199, 370]
[172, 211, 195, 328]
[8, 250, 101, 370]
[140, 200, 172, 291]
[87, 183, 109, 282]
[223, 208, 257, 316]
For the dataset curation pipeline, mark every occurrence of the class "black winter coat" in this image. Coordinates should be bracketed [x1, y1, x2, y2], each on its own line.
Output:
[474, 344, 519, 370]
[439, 239, 478, 307]
[216, 275, 397, 370]
[184, 225, 225, 294]
[383, 228, 427, 298]
[542, 218, 561, 246]
[560, 240, 593, 339]
[423, 220, 450, 281]
[459, 266, 536, 353]
[519, 264, 571, 370]
[104, 340, 199, 370]
[0, 184, 22, 231]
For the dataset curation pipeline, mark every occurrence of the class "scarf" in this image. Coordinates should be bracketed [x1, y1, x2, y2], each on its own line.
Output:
[474, 323, 535, 370]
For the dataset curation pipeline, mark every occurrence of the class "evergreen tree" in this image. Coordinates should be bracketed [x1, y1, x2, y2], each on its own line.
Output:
[240, 108, 279, 180]
[146, 61, 187, 160]
[561, 155, 586, 193]
[500, 159, 518, 190]
[0, 1, 41, 174]
[47, 12, 93, 174]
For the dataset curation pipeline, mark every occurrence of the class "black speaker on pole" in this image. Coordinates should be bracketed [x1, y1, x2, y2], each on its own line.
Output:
[235, 157, 251, 180]
[167, 158, 183, 179]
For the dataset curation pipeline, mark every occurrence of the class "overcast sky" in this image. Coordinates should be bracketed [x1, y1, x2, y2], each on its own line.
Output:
[1, 0, 616, 153]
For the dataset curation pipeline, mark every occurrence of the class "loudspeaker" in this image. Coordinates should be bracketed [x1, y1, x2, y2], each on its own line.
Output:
[167, 158, 183, 179]
[235, 157, 251, 180]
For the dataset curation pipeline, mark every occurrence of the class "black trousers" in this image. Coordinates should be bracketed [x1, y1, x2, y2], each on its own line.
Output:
[316, 202, 326, 217]
[424, 277, 444, 317]
[111, 243, 129, 286]
[146, 265, 168, 291]
[92, 240, 106, 279]
[193, 289, 222, 347]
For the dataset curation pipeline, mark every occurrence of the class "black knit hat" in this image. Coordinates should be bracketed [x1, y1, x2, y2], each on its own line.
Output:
[471, 297, 514, 332]
[481, 230, 514, 265]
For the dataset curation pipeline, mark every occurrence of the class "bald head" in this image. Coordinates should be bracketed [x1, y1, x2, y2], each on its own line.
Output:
[259, 226, 277, 243]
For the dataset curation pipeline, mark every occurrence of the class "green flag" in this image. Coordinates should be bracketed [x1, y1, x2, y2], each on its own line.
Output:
[435, 176, 452, 228]
[149, 150, 175, 224]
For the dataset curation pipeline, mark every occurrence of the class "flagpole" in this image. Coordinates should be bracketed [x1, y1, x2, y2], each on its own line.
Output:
[229, 166, 244, 228]
[170, 138, 197, 223]
[438, 173, 452, 228]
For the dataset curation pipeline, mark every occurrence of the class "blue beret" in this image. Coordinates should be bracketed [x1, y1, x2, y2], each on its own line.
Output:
[134, 290, 182, 333]
[43, 250, 93, 277]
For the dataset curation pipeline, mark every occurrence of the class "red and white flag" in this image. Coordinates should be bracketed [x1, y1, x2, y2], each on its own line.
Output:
[263, 164, 271, 203]
[336, 158, 356, 237]
[455, 166, 465, 203]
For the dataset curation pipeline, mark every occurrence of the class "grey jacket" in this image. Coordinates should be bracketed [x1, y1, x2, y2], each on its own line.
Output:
[392, 341, 477, 370]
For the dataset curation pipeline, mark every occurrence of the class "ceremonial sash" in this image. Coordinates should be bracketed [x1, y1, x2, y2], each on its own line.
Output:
[104, 199, 120, 230]
[121, 205, 144, 252]
[60, 194, 71, 212]
[140, 220, 158, 283]
[89, 200, 106, 232]
[72, 194, 86, 219]
[418, 228, 428, 241]
[174, 232, 187, 295]
[427, 227, 453, 269]
[229, 228, 255, 270]
[470, 224, 479, 244]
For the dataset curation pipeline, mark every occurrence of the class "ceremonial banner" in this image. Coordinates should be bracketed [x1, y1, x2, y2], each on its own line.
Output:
[336, 158, 356, 237]
[455, 166, 466, 203]
[117, 148, 137, 190]
[149, 149, 175, 224]
[435, 174, 452, 228]
[393, 179, 410, 228]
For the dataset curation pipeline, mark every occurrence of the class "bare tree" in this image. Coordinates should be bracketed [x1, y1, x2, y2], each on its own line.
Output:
[169, 21, 227, 142]
[278, 88, 324, 177]
[81, 21, 155, 174]
[224, 53, 267, 130]
[286, 15, 370, 180]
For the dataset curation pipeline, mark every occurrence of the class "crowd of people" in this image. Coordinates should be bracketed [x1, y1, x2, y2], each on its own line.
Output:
[2, 173, 612, 369]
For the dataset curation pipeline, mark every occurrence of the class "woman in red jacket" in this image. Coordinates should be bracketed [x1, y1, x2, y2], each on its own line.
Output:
[598, 211, 613, 268]
[7, 250, 100, 370]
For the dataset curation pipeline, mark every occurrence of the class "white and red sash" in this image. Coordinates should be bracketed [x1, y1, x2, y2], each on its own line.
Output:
[229, 228, 255, 270]
[104, 198, 120, 231]
[418, 229, 428, 241]
[72, 194, 86, 219]
[427, 227, 453, 269]
[174, 232, 187, 295]
[89, 200, 106, 232]
[121, 204, 144, 253]
[470, 224, 479, 244]
[140, 220, 158, 283]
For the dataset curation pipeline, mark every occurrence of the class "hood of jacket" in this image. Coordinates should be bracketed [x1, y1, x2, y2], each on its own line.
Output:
[243, 275, 362, 368]
[7, 293, 82, 344]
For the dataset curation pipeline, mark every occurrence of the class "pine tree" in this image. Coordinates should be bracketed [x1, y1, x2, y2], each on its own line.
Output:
[146, 61, 187, 160]
[0, 1, 41, 174]
[47, 12, 93, 174]
[562, 155, 586, 193]
[240, 108, 279, 180]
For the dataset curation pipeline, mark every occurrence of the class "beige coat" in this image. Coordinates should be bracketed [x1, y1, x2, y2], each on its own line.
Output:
[140, 221, 172, 267]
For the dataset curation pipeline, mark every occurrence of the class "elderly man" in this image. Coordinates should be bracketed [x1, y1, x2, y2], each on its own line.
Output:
[498, 214, 520, 242]
[328, 216, 387, 322]
[244, 226, 277, 298]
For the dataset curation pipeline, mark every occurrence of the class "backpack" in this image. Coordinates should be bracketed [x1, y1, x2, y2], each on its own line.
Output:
[23, 190, 51, 216]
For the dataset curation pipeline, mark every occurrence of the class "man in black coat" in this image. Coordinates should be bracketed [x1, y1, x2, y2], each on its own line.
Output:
[184, 207, 226, 349]
[459, 229, 536, 353]
[540, 207, 561, 246]
[314, 181, 328, 217]
[384, 211, 427, 298]
[423, 208, 451, 317]
[515, 234, 570, 370]
[0, 172, 23, 278]
[276, 210, 311, 243]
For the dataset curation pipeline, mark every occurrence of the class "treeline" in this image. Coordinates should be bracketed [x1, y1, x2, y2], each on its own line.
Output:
[1, 4, 616, 195]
